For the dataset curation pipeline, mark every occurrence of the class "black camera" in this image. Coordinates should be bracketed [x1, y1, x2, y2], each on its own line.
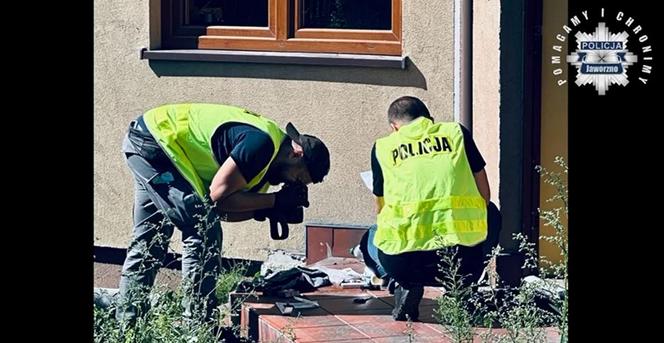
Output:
[270, 182, 307, 240]
[269, 206, 305, 240]
[281, 206, 304, 224]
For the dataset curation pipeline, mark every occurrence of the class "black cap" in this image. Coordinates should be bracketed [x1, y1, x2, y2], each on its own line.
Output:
[285, 122, 330, 184]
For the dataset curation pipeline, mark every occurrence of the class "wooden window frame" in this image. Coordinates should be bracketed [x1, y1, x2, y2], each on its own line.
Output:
[162, 0, 402, 56]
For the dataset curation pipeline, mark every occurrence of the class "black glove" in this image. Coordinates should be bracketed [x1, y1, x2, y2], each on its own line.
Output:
[274, 182, 309, 210]
[253, 208, 275, 222]
[253, 207, 303, 224]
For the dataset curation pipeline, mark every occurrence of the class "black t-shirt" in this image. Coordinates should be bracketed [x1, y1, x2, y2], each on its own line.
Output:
[210, 123, 275, 184]
[371, 123, 486, 197]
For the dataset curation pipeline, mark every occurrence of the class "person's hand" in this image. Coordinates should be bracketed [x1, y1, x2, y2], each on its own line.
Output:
[274, 182, 309, 210]
[253, 208, 275, 221]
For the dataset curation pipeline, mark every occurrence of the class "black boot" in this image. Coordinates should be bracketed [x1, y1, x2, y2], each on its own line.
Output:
[392, 283, 424, 321]
[383, 277, 397, 295]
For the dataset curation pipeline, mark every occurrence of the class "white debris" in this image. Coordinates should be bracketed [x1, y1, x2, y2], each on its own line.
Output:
[523, 275, 566, 299]
[260, 249, 306, 276]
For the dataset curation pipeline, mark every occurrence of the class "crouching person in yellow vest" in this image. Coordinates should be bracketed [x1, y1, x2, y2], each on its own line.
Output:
[360, 96, 497, 321]
[117, 103, 330, 327]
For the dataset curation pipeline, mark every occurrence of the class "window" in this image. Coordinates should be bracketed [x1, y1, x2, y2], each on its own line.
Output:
[161, 0, 402, 56]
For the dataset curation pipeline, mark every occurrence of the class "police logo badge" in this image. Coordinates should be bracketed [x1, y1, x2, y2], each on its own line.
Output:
[567, 22, 637, 95]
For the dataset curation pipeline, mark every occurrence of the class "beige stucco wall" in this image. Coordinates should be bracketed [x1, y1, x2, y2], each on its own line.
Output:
[94, 0, 457, 261]
[472, 0, 501, 206]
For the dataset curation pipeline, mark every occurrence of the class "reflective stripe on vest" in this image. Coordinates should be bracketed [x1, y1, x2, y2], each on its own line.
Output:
[374, 117, 487, 254]
[142, 103, 285, 199]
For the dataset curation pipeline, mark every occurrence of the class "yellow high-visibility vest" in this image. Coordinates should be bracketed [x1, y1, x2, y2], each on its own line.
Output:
[374, 117, 487, 254]
[143, 103, 285, 199]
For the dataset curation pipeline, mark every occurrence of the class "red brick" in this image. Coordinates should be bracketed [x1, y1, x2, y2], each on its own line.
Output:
[306, 227, 333, 264]
[332, 229, 368, 258]
[317, 296, 393, 315]
[290, 325, 369, 342]
[372, 336, 453, 343]
[336, 314, 395, 325]
[349, 320, 443, 339]
[262, 308, 344, 329]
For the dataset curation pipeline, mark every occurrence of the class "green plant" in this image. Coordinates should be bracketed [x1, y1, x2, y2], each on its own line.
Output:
[434, 156, 568, 343]
[94, 274, 255, 342]
[404, 316, 416, 342]
[216, 261, 251, 303]
[535, 156, 568, 342]
[497, 156, 568, 342]
[434, 246, 475, 343]
[96, 287, 209, 342]
[94, 203, 258, 342]
[496, 284, 553, 342]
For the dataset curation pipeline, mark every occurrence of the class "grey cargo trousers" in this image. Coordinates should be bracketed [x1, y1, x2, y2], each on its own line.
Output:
[116, 117, 222, 324]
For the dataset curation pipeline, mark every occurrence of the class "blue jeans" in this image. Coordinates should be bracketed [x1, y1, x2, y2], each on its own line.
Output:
[360, 224, 388, 278]
[116, 119, 222, 324]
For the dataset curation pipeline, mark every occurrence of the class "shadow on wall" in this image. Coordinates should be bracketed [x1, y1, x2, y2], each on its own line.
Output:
[148, 57, 427, 90]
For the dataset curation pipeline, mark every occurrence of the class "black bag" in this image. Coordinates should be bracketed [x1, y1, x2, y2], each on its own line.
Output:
[261, 267, 331, 296]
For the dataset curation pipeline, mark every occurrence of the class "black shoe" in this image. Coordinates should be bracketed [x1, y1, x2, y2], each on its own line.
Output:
[392, 284, 424, 321]
[384, 277, 397, 295]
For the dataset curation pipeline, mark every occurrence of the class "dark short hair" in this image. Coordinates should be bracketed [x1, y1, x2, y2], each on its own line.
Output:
[387, 96, 431, 123]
